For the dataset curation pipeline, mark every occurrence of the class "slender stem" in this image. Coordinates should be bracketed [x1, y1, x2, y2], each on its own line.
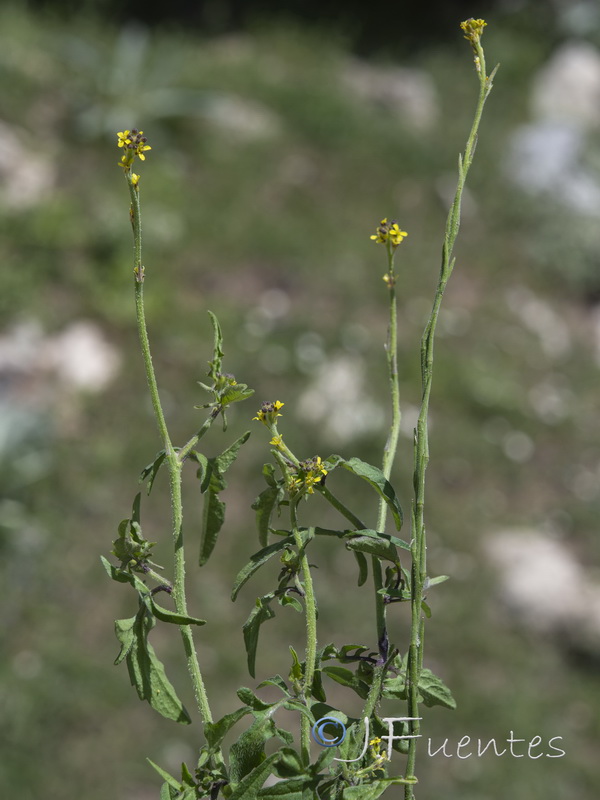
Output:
[125, 172, 222, 765]
[291, 500, 318, 766]
[373, 242, 402, 655]
[403, 44, 495, 798]
[168, 458, 216, 729]
[178, 406, 221, 463]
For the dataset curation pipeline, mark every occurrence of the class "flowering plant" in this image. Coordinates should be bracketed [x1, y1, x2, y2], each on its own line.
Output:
[102, 20, 497, 800]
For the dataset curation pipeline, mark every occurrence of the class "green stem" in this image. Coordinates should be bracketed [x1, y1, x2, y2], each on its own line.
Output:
[178, 406, 221, 463]
[404, 45, 496, 798]
[373, 242, 402, 656]
[291, 499, 318, 766]
[126, 172, 222, 765]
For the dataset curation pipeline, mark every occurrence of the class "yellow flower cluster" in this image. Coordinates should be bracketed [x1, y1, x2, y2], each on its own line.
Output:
[117, 129, 152, 169]
[370, 218, 408, 247]
[289, 456, 328, 496]
[368, 737, 389, 770]
[460, 18, 487, 46]
[253, 400, 284, 426]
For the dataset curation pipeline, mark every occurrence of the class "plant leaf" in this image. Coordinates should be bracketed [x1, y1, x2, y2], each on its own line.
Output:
[342, 778, 413, 799]
[257, 674, 289, 695]
[181, 762, 195, 787]
[326, 456, 404, 530]
[117, 610, 192, 724]
[252, 486, 283, 547]
[237, 686, 274, 711]
[321, 666, 369, 699]
[425, 574, 450, 589]
[147, 759, 181, 790]
[207, 310, 224, 380]
[114, 616, 136, 665]
[232, 536, 295, 601]
[344, 533, 398, 563]
[353, 550, 368, 586]
[242, 595, 276, 678]
[279, 594, 303, 613]
[216, 430, 251, 473]
[159, 783, 178, 800]
[150, 599, 206, 627]
[229, 712, 279, 784]
[139, 450, 167, 495]
[199, 490, 225, 566]
[418, 668, 456, 710]
[228, 752, 280, 800]
[199, 431, 251, 566]
[205, 707, 252, 751]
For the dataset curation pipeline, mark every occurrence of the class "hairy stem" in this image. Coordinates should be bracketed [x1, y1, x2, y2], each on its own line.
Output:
[291, 500, 318, 766]
[373, 243, 402, 656]
[126, 172, 222, 764]
[404, 45, 496, 797]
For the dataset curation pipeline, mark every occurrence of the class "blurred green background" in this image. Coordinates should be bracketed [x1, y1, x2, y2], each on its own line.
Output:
[1, 1, 600, 798]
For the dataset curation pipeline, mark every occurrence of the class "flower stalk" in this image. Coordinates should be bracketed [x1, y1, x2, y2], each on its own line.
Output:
[122, 146, 221, 762]
[403, 21, 497, 797]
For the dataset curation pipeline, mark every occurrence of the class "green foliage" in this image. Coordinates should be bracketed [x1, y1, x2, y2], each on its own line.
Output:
[198, 431, 251, 566]
[114, 611, 192, 724]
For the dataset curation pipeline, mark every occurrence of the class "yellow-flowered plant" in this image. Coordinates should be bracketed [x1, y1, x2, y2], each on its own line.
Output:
[103, 19, 498, 800]
[460, 17, 487, 45]
[117, 128, 152, 170]
[370, 217, 408, 247]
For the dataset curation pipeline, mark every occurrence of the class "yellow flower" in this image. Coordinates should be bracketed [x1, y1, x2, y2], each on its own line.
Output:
[253, 400, 284, 426]
[117, 130, 132, 148]
[288, 476, 303, 495]
[269, 434, 283, 448]
[460, 18, 487, 46]
[297, 455, 328, 494]
[131, 173, 140, 188]
[370, 218, 408, 247]
[116, 128, 152, 169]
